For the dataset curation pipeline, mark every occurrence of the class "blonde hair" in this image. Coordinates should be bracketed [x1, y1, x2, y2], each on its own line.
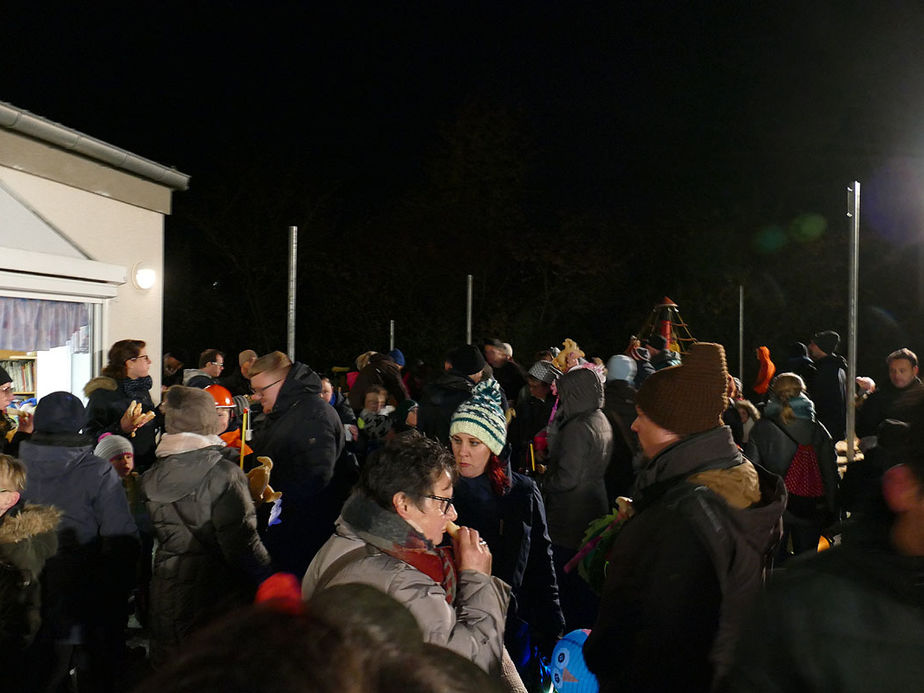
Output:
[0, 454, 26, 492]
[250, 351, 292, 379]
[770, 372, 806, 424]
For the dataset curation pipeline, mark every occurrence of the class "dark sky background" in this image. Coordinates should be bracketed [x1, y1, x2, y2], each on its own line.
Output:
[5, 3, 924, 382]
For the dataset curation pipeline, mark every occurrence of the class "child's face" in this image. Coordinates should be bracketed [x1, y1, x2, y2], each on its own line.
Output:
[364, 392, 385, 413]
[109, 453, 134, 478]
[217, 408, 231, 431]
[0, 474, 20, 516]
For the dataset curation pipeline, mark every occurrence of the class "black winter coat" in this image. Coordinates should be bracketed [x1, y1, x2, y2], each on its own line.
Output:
[251, 363, 345, 575]
[141, 443, 271, 667]
[856, 378, 924, 438]
[809, 354, 848, 441]
[84, 375, 161, 472]
[584, 427, 786, 693]
[453, 464, 564, 655]
[418, 371, 476, 445]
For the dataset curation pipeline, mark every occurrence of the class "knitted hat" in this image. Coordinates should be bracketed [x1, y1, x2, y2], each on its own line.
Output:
[163, 385, 221, 435]
[94, 433, 133, 461]
[811, 330, 840, 355]
[34, 391, 86, 434]
[449, 378, 507, 455]
[635, 342, 729, 436]
[528, 360, 562, 384]
[0, 366, 11, 387]
[448, 344, 486, 377]
[605, 354, 637, 383]
[388, 349, 406, 367]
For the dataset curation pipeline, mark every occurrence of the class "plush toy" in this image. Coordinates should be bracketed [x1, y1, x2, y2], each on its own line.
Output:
[549, 629, 599, 692]
[247, 456, 282, 505]
[554, 338, 585, 373]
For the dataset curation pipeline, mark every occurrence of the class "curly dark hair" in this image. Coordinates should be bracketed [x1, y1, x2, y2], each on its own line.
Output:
[359, 432, 458, 511]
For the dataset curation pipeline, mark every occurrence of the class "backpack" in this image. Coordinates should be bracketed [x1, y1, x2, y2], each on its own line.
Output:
[783, 443, 824, 498]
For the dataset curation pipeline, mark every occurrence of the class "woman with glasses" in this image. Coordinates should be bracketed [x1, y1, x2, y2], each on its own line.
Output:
[449, 379, 564, 684]
[302, 433, 511, 676]
[85, 339, 162, 473]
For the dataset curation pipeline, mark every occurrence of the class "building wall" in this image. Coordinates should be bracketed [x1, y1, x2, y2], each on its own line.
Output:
[0, 164, 165, 393]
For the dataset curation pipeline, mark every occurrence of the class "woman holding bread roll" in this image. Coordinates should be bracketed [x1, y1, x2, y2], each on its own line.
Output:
[85, 339, 162, 473]
[302, 433, 511, 676]
[449, 378, 564, 683]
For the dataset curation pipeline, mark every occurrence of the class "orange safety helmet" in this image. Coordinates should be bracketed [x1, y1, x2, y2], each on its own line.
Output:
[204, 384, 234, 408]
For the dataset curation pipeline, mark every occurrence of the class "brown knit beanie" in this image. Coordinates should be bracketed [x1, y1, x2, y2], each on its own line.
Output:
[635, 342, 729, 436]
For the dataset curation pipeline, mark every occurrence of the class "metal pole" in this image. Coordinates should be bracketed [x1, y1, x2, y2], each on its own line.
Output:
[287, 225, 297, 362]
[846, 182, 860, 462]
[738, 285, 744, 383]
[389, 320, 395, 352]
[466, 274, 473, 345]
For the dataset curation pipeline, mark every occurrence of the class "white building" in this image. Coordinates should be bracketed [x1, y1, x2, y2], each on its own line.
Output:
[0, 101, 189, 402]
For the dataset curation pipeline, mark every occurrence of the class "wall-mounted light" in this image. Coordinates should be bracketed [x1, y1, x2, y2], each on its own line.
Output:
[131, 262, 156, 290]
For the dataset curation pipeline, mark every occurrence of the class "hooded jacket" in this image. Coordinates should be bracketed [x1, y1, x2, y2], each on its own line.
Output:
[141, 435, 272, 667]
[543, 368, 613, 549]
[84, 375, 161, 472]
[584, 426, 786, 693]
[182, 368, 218, 389]
[0, 502, 60, 657]
[348, 356, 409, 413]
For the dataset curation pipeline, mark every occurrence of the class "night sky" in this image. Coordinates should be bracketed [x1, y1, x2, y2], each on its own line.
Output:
[5, 3, 924, 380]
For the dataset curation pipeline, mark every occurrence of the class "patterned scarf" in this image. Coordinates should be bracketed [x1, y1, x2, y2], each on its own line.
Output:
[341, 492, 458, 604]
[119, 376, 154, 402]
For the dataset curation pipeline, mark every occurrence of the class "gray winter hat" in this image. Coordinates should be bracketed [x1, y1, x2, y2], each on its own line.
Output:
[94, 433, 133, 461]
[528, 360, 562, 384]
[163, 385, 221, 435]
[605, 354, 637, 383]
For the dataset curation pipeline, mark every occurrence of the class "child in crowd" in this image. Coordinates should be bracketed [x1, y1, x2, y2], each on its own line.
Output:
[357, 385, 393, 459]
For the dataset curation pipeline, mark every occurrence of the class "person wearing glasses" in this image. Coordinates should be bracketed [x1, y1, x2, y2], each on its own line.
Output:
[449, 379, 564, 683]
[249, 351, 345, 576]
[302, 433, 510, 676]
[85, 339, 162, 473]
[0, 365, 33, 456]
[182, 349, 226, 389]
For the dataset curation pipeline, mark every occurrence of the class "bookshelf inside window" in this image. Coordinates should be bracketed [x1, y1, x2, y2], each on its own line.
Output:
[0, 350, 37, 396]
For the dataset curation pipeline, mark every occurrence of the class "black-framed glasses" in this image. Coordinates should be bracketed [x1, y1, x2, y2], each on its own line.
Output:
[252, 377, 284, 397]
[423, 494, 455, 516]
[129, 355, 152, 363]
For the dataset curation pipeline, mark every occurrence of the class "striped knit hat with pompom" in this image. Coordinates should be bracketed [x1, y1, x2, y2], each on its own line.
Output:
[449, 378, 507, 455]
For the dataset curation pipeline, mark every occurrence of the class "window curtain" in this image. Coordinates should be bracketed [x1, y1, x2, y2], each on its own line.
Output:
[0, 297, 90, 353]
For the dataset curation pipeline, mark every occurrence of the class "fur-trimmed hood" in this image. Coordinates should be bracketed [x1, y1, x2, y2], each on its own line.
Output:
[0, 504, 61, 544]
[83, 375, 118, 398]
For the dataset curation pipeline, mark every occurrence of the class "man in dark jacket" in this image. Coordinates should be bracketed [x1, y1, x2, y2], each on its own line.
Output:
[418, 344, 486, 445]
[20, 391, 140, 692]
[583, 343, 786, 693]
[784, 341, 817, 390]
[856, 347, 924, 439]
[807, 330, 848, 441]
[250, 351, 345, 576]
[727, 412, 924, 692]
[183, 348, 225, 388]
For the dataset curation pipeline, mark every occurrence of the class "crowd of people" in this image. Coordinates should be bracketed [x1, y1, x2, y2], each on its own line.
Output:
[1, 329, 923, 692]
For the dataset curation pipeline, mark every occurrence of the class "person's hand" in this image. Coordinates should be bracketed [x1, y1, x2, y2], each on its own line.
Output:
[453, 526, 492, 575]
[856, 376, 876, 394]
[348, 424, 359, 440]
[17, 411, 33, 434]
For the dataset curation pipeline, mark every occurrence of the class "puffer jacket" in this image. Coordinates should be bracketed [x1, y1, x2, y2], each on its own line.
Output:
[0, 502, 60, 658]
[543, 368, 613, 549]
[141, 434, 272, 666]
[584, 426, 786, 693]
[302, 492, 511, 675]
[84, 375, 161, 472]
